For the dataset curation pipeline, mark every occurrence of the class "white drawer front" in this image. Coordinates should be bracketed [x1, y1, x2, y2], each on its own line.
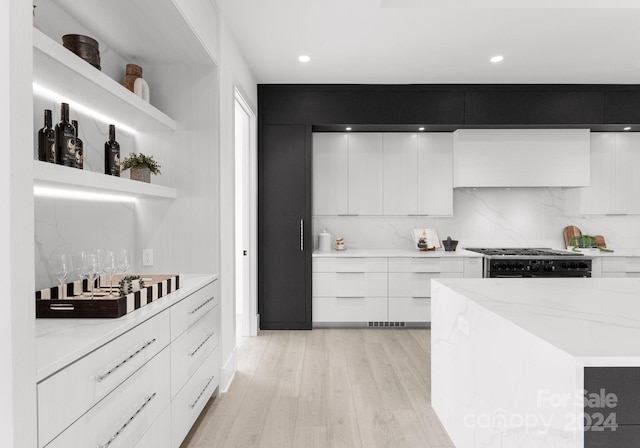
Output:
[171, 346, 220, 447]
[38, 311, 170, 448]
[312, 257, 387, 273]
[602, 257, 640, 273]
[46, 347, 171, 448]
[602, 272, 640, 278]
[312, 272, 387, 297]
[312, 296, 387, 322]
[171, 305, 219, 398]
[388, 272, 463, 298]
[171, 281, 217, 341]
[388, 257, 464, 273]
[132, 404, 171, 448]
[388, 297, 431, 322]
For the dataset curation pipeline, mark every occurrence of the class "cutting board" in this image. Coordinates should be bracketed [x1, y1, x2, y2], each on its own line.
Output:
[563, 225, 582, 248]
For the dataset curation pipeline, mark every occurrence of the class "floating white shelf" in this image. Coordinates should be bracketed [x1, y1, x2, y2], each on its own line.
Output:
[33, 161, 177, 199]
[33, 28, 177, 133]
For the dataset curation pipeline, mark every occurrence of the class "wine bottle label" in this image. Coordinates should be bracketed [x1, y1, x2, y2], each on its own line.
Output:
[61, 131, 76, 167]
[75, 141, 84, 169]
[106, 147, 120, 176]
[49, 141, 56, 164]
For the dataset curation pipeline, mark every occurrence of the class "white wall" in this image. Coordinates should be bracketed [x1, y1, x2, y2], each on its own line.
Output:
[314, 187, 640, 251]
[1, 1, 37, 446]
[217, 12, 258, 391]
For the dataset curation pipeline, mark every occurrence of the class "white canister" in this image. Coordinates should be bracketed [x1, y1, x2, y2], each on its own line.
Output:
[318, 230, 332, 252]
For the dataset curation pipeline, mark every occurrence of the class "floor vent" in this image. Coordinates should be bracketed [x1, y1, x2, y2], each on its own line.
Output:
[368, 321, 406, 328]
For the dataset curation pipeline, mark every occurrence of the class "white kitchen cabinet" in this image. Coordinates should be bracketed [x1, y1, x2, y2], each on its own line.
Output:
[600, 257, 640, 278]
[348, 133, 384, 215]
[383, 133, 418, 215]
[453, 129, 590, 187]
[312, 133, 349, 215]
[417, 133, 454, 216]
[564, 133, 640, 215]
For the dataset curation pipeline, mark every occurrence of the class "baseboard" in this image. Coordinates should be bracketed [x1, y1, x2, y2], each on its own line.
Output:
[220, 348, 237, 393]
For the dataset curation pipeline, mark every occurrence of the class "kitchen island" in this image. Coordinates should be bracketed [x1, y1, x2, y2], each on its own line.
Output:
[431, 278, 640, 448]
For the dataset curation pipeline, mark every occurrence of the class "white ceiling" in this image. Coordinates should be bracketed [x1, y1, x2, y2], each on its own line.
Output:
[215, 0, 640, 84]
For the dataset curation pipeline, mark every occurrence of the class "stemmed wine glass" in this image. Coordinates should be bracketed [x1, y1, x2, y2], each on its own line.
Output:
[117, 248, 131, 276]
[73, 250, 89, 297]
[84, 249, 103, 299]
[103, 250, 119, 297]
[49, 253, 73, 298]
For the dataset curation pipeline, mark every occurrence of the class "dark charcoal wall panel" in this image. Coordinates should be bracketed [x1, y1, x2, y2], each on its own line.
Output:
[465, 90, 605, 125]
[605, 91, 640, 124]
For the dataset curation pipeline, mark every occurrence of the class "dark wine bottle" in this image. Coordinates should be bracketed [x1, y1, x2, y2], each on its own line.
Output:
[37, 109, 55, 163]
[72, 120, 83, 169]
[55, 103, 76, 167]
[104, 124, 120, 176]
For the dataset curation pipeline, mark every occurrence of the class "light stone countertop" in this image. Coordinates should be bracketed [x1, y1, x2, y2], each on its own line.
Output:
[35, 274, 217, 382]
[312, 248, 483, 258]
[433, 277, 640, 365]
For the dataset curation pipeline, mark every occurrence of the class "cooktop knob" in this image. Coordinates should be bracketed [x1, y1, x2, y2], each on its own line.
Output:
[578, 262, 589, 269]
[543, 264, 554, 271]
[530, 264, 540, 271]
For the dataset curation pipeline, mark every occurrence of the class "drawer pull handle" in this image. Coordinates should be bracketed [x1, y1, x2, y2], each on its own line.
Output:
[189, 297, 215, 315]
[188, 333, 215, 357]
[412, 296, 429, 299]
[338, 272, 366, 274]
[189, 376, 214, 409]
[96, 392, 156, 448]
[95, 339, 157, 383]
[337, 296, 365, 299]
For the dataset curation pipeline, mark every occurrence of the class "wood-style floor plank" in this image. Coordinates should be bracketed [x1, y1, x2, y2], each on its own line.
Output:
[182, 328, 454, 448]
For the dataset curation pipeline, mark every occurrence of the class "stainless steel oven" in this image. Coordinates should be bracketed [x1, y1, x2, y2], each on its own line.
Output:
[465, 248, 592, 278]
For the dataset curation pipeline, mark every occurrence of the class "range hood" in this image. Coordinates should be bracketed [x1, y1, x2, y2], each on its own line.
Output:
[453, 129, 591, 188]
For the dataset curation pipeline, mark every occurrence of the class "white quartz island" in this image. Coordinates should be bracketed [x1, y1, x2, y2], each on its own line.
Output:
[431, 278, 640, 448]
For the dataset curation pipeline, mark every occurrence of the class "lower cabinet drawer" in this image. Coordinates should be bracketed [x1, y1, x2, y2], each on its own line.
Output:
[171, 346, 220, 447]
[312, 296, 387, 322]
[602, 257, 640, 273]
[171, 305, 219, 398]
[388, 297, 431, 322]
[312, 272, 387, 297]
[388, 272, 463, 297]
[388, 257, 464, 273]
[45, 347, 171, 448]
[171, 281, 218, 342]
[133, 404, 171, 448]
[38, 310, 170, 447]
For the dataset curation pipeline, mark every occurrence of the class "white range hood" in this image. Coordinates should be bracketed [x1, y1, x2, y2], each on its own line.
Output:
[453, 129, 591, 188]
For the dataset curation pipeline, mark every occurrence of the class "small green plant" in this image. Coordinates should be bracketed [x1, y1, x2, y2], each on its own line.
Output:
[118, 275, 145, 296]
[568, 235, 614, 253]
[121, 152, 161, 175]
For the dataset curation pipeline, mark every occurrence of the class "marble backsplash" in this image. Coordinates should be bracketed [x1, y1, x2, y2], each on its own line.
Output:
[313, 187, 640, 251]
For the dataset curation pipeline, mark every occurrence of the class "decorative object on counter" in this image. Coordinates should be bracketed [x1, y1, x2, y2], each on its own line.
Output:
[121, 152, 161, 183]
[413, 228, 441, 251]
[562, 225, 582, 249]
[104, 124, 121, 176]
[55, 102, 76, 167]
[122, 63, 150, 103]
[442, 236, 459, 252]
[37, 109, 55, 163]
[568, 235, 614, 253]
[71, 120, 83, 169]
[118, 275, 145, 297]
[335, 237, 346, 251]
[62, 34, 101, 70]
[318, 230, 332, 252]
[35, 274, 182, 318]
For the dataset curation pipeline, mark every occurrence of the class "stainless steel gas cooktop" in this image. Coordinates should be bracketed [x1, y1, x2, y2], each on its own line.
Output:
[464, 247, 584, 257]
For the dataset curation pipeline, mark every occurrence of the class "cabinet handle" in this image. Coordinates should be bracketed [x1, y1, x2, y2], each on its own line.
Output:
[188, 332, 215, 357]
[337, 296, 365, 299]
[189, 296, 215, 315]
[338, 272, 365, 274]
[300, 219, 304, 251]
[189, 376, 215, 409]
[96, 392, 157, 448]
[337, 214, 359, 216]
[95, 339, 157, 383]
[412, 296, 430, 299]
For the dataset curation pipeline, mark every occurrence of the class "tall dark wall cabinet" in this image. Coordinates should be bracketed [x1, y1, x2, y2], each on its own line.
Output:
[258, 84, 640, 329]
[258, 124, 312, 329]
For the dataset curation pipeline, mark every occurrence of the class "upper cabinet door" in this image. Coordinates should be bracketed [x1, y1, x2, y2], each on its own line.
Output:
[348, 133, 384, 215]
[313, 133, 348, 215]
[418, 133, 454, 216]
[615, 133, 640, 214]
[383, 134, 418, 215]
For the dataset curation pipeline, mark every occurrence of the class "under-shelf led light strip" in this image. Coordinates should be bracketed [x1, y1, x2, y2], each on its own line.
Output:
[34, 186, 137, 203]
[33, 83, 136, 135]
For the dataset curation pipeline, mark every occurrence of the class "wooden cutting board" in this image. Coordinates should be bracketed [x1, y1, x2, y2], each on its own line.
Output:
[595, 235, 606, 248]
[563, 225, 582, 248]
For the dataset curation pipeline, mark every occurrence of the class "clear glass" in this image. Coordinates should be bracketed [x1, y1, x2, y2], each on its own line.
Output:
[84, 249, 103, 299]
[73, 250, 89, 297]
[117, 248, 131, 275]
[49, 253, 73, 298]
[103, 249, 119, 297]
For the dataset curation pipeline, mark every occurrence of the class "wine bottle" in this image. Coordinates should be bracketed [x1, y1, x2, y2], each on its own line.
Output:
[72, 120, 83, 169]
[55, 103, 76, 167]
[104, 124, 120, 176]
[37, 109, 55, 163]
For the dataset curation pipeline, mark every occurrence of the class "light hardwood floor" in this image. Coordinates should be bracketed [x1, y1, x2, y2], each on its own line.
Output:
[181, 329, 454, 448]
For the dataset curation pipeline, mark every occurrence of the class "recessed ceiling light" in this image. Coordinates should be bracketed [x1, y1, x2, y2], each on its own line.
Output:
[298, 55, 310, 63]
[490, 55, 504, 63]
[624, 126, 632, 131]
[418, 127, 425, 131]
[346, 127, 352, 131]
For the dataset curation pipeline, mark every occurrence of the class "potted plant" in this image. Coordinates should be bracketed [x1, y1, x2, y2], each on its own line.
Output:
[121, 152, 161, 183]
[568, 235, 613, 253]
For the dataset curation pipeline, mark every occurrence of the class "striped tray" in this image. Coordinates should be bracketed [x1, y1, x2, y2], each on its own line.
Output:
[35, 274, 181, 318]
